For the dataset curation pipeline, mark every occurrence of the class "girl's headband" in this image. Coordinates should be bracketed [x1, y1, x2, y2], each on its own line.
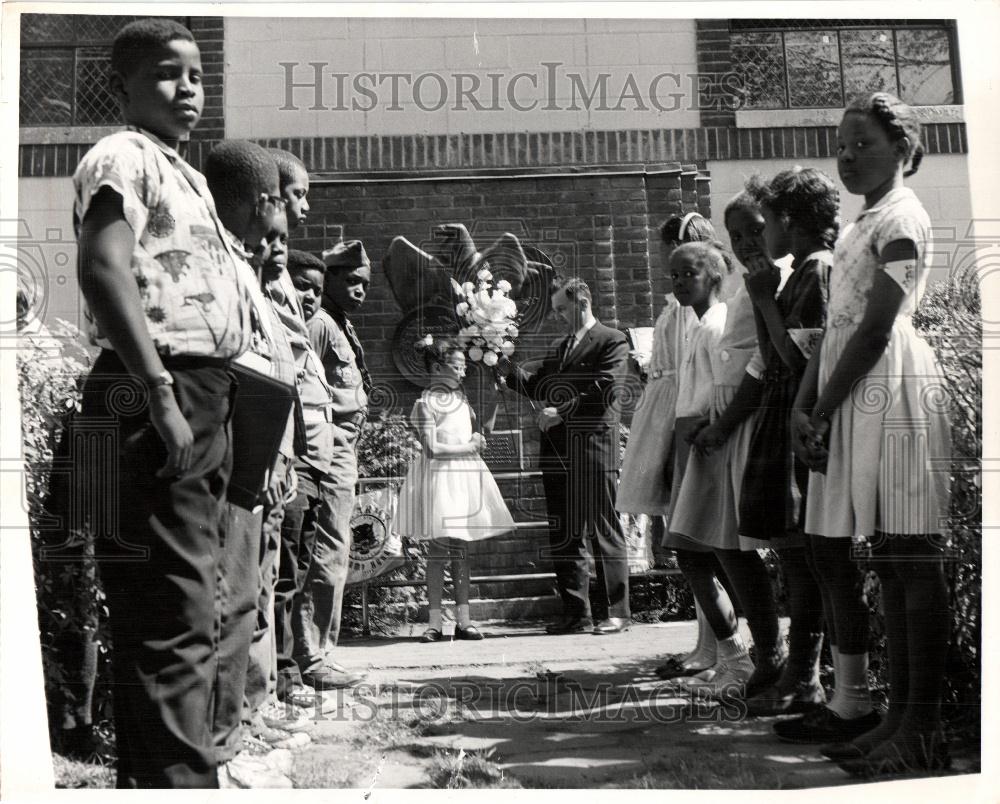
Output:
[678, 212, 702, 242]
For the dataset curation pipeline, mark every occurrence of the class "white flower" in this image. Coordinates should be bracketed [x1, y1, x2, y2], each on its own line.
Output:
[501, 341, 515, 356]
[468, 346, 484, 362]
[496, 279, 512, 293]
[418, 334, 433, 347]
[462, 281, 475, 294]
[477, 268, 493, 281]
[507, 325, 519, 338]
[482, 351, 499, 367]
[456, 302, 469, 316]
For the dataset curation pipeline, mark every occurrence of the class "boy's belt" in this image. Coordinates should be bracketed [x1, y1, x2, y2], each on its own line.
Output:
[301, 407, 366, 427]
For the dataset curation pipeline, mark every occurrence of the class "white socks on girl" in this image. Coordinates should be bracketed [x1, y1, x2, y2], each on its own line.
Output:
[826, 651, 873, 719]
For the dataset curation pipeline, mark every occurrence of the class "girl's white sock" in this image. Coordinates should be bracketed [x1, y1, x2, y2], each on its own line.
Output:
[456, 604, 471, 628]
[827, 651, 872, 720]
[716, 632, 750, 663]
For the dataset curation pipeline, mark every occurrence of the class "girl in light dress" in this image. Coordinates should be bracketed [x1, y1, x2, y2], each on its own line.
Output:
[396, 336, 515, 642]
[779, 94, 951, 776]
[617, 213, 737, 681]
[658, 240, 764, 693]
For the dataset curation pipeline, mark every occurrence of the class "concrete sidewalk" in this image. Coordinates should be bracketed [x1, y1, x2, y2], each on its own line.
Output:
[294, 621, 896, 789]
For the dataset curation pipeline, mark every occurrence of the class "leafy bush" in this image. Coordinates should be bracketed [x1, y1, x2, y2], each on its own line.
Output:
[18, 324, 113, 751]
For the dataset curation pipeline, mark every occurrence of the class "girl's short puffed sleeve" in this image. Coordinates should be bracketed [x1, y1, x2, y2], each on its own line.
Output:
[73, 133, 159, 237]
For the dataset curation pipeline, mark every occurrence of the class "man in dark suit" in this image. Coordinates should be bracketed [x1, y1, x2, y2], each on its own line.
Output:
[501, 277, 631, 635]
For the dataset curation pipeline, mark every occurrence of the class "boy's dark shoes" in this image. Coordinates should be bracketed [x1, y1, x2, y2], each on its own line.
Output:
[420, 627, 443, 643]
[773, 707, 881, 744]
[58, 724, 101, 761]
[455, 625, 484, 641]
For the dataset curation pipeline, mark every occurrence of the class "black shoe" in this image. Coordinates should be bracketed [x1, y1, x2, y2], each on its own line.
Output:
[593, 617, 631, 634]
[744, 681, 826, 717]
[773, 707, 882, 744]
[455, 624, 484, 641]
[420, 628, 443, 643]
[545, 615, 594, 635]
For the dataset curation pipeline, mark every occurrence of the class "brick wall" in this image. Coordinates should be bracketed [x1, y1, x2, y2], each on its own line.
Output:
[695, 19, 735, 129]
[188, 16, 225, 141]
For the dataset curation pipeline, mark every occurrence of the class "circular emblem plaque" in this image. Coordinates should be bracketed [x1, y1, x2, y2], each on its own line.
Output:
[347, 498, 405, 584]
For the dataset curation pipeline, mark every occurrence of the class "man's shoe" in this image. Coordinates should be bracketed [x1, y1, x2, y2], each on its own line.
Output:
[419, 627, 443, 643]
[545, 615, 594, 635]
[744, 681, 826, 717]
[593, 617, 631, 635]
[455, 624, 484, 640]
[773, 707, 882, 744]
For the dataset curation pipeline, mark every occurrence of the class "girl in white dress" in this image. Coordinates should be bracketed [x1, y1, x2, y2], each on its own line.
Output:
[780, 94, 951, 775]
[396, 337, 515, 642]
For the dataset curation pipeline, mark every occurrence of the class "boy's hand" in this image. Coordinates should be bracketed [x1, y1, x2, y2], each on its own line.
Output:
[150, 386, 194, 478]
[683, 416, 711, 447]
[470, 433, 485, 452]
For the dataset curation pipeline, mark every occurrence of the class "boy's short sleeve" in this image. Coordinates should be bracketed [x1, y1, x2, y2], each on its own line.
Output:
[73, 133, 158, 237]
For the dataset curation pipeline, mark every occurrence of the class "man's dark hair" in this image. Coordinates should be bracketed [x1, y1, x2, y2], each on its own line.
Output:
[111, 18, 196, 77]
[551, 276, 592, 304]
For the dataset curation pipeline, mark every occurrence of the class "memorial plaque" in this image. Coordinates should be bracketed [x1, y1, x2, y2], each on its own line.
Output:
[481, 429, 524, 472]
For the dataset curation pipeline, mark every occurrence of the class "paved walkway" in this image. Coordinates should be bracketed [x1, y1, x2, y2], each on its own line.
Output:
[293, 621, 886, 789]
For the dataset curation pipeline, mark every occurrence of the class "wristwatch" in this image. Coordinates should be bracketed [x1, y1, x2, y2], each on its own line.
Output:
[147, 369, 174, 389]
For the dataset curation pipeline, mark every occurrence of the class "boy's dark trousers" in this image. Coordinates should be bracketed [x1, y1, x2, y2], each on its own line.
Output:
[274, 464, 325, 698]
[83, 349, 236, 789]
[211, 503, 263, 763]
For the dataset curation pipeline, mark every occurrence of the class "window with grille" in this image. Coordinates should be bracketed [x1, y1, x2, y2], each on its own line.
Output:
[730, 20, 960, 110]
[19, 14, 191, 127]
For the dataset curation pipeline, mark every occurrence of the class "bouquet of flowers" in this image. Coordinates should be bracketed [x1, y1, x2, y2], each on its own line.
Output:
[451, 268, 520, 377]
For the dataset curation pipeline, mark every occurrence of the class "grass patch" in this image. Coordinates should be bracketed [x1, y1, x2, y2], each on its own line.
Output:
[426, 748, 521, 789]
[52, 754, 115, 789]
[610, 755, 785, 790]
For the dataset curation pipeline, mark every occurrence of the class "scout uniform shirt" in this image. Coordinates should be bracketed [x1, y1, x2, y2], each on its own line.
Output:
[308, 308, 369, 421]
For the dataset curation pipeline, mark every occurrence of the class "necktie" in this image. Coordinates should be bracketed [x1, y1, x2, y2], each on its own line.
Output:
[342, 317, 373, 396]
[560, 335, 576, 369]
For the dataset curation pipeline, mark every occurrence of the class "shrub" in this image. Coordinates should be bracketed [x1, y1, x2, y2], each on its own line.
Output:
[18, 324, 113, 751]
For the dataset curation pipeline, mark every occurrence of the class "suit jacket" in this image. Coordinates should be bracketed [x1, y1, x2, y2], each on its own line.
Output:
[510, 321, 629, 466]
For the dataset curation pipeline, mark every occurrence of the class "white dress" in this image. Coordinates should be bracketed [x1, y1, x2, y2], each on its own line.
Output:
[396, 388, 516, 542]
[617, 296, 695, 515]
[805, 188, 950, 539]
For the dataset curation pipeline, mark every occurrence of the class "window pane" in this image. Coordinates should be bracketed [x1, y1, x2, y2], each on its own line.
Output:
[730, 31, 786, 110]
[786, 30, 843, 108]
[20, 48, 73, 125]
[896, 29, 954, 104]
[21, 14, 76, 43]
[841, 29, 898, 104]
[76, 50, 120, 125]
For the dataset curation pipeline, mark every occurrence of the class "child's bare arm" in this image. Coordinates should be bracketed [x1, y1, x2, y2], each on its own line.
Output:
[811, 240, 911, 426]
[78, 187, 194, 476]
[413, 401, 480, 458]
